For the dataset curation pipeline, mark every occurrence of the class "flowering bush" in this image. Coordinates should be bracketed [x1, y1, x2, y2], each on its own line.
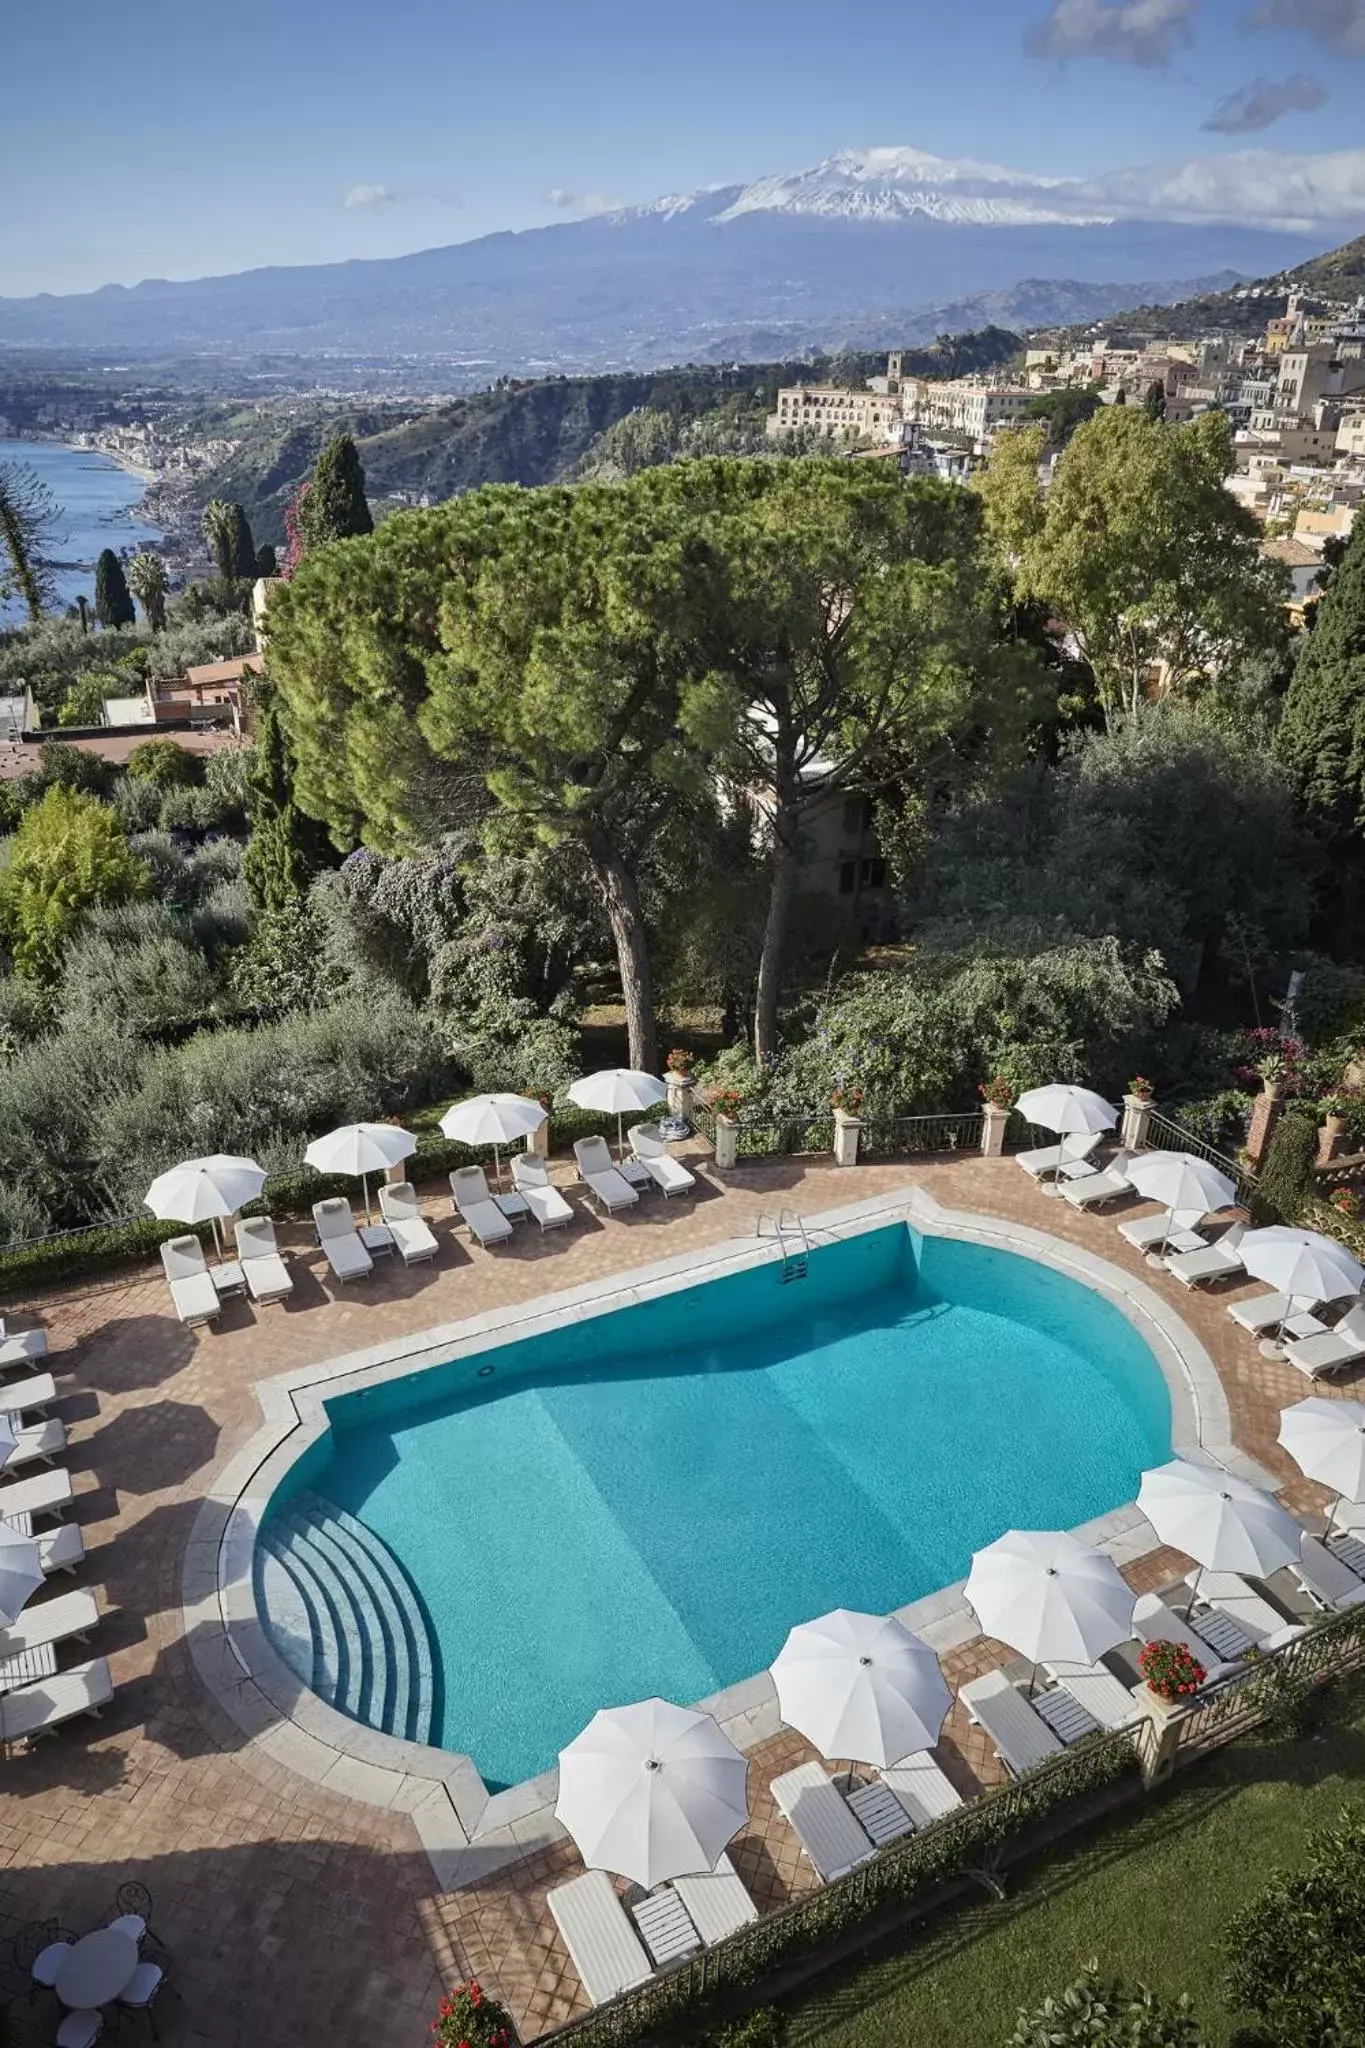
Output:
[1235, 1027, 1306, 1094]
[664, 1047, 693, 1076]
[978, 1075, 1015, 1109]
[1138, 1638, 1205, 1701]
[709, 1088, 745, 1120]
[1128, 1074, 1153, 1099]
[830, 1084, 864, 1113]
[1332, 1186, 1362, 1221]
[430, 1980, 514, 2048]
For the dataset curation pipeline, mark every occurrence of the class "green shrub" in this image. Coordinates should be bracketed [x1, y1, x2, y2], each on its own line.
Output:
[1008, 1965, 1207, 2046]
[1295, 960, 1365, 1051]
[59, 921, 219, 1038]
[126, 737, 205, 789]
[112, 775, 165, 835]
[1252, 1111, 1319, 1225]
[1224, 1807, 1365, 2047]
[710, 2010, 786, 2048]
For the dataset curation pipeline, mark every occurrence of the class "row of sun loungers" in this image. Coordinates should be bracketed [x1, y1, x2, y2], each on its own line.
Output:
[0, 1334, 112, 1747]
[548, 1852, 759, 2006]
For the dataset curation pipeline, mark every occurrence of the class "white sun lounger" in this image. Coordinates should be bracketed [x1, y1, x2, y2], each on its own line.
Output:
[1041, 1659, 1144, 1731]
[1293, 1532, 1365, 1613]
[0, 1656, 112, 1745]
[0, 1328, 47, 1370]
[1188, 1573, 1306, 1651]
[3, 1418, 67, 1470]
[770, 1761, 876, 1881]
[573, 1136, 640, 1214]
[510, 1154, 575, 1231]
[36, 1523, 84, 1576]
[232, 1216, 295, 1302]
[546, 1870, 653, 2006]
[628, 1124, 697, 1198]
[1119, 1208, 1206, 1254]
[1017, 1133, 1103, 1180]
[1284, 1302, 1365, 1379]
[1132, 1592, 1241, 1682]
[160, 1235, 222, 1326]
[0, 1468, 73, 1525]
[671, 1853, 759, 1945]
[961, 1669, 1065, 1775]
[1164, 1222, 1247, 1290]
[312, 1199, 374, 1282]
[449, 1167, 515, 1246]
[1061, 1152, 1134, 1210]
[845, 1778, 917, 1846]
[376, 1183, 440, 1265]
[0, 1588, 98, 1663]
[1228, 1292, 1308, 1337]
[0, 1374, 57, 1418]
[878, 1752, 964, 1826]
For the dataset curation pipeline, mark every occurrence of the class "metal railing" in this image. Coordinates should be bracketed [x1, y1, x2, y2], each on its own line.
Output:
[1142, 1109, 1258, 1205]
[857, 1111, 984, 1159]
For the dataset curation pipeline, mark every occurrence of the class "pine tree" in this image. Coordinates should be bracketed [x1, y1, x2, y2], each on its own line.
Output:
[93, 548, 135, 628]
[230, 504, 259, 578]
[298, 434, 373, 550]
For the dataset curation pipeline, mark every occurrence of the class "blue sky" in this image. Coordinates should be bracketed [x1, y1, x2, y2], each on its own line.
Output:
[3, 0, 1363, 295]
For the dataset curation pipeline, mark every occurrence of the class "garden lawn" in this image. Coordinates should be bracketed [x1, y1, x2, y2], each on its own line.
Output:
[785, 1680, 1365, 2048]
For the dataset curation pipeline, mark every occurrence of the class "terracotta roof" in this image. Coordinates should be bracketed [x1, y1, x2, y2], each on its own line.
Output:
[0, 729, 244, 782]
[181, 654, 264, 688]
[1260, 537, 1321, 567]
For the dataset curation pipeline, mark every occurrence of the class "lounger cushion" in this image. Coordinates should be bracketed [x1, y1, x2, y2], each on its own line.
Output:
[770, 1761, 875, 1881]
[671, 1854, 758, 1943]
[5, 1418, 67, 1468]
[960, 1669, 1063, 1774]
[1042, 1660, 1143, 1731]
[546, 1871, 652, 2006]
[0, 1587, 99, 1660]
[0, 1374, 58, 1416]
[573, 1139, 640, 1210]
[879, 1753, 965, 1826]
[389, 1217, 440, 1263]
[169, 1274, 222, 1324]
[0, 1656, 112, 1742]
[0, 1469, 74, 1523]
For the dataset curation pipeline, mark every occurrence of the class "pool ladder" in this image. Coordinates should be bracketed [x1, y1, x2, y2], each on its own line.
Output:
[757, 1208, 810, 1283]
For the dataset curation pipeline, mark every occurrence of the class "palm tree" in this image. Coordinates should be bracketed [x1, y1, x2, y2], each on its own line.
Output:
[201, 499, 236, 580]
[0, 461, 61, 622]
[127, 551, 169, 632]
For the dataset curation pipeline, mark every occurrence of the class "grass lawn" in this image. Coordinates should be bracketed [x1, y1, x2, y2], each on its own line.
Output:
[784, 1680, 1365, 2048]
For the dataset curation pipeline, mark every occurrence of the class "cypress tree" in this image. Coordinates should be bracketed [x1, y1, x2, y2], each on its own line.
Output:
[1142, 379, 1167, 422]
[1278, 518, 1365, 858]
[93, 549, 136, 628]
[298, 434, 373, 550]
[230, 503, 259, 579]
[242, 691, 326, 919]
[255, 543, 278, 578]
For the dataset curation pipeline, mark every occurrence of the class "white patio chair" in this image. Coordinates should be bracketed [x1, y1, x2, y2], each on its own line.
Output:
[2, 1418, 67, 1471]
[159, 1236, 221, 1326]
[878, 1752, 964, 1826]
[233, 1216, 294, 1303]
[0, 1589, 98, 1664]
[770, 1761, 876, 1882]
[1060, 1151, 1134, 1210]
[546, 1871, 652, 2006]
[1285, 1302, 1365, 1379]
[1118, 1207, 1206, 1254]
[0, 1468, 73, 1525]
[449, 1167, 515, 1246]
[670, 1853, 759, 1944]
[573, 1136, 640, 1214]
[311, 1199, 374, 1282]
[0, 1656, 113, 1744]
[377, 1182, 440, 1265]
[1164, 1222, 1247, 1290]
[0, 1373, 57, 1418]
[1293, 1532, 1365, 1613]
[1016, 1133, 1103, 1181]
[1040, 1659, 1144, 1731]
[510, 1154, 575, 1231]
[1187, 1572, 1306, 1651]
[960, 1669, 1064, 1775]
[628, 1124, 697, 1198]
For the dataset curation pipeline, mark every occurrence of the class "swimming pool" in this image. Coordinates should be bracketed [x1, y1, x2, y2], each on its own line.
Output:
[256, 1221, 1171, 1789]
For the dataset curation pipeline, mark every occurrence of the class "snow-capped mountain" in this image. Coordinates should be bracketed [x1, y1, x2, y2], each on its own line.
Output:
[1, 141, 1357, 371]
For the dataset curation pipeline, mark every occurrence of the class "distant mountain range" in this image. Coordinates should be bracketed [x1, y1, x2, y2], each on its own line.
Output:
[2, 144, 1357, 373]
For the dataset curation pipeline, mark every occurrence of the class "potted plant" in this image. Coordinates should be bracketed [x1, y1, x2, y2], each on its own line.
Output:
[430, 1981, 516, 2048]
[1128, 1074, 1154, 1102]
[978, 1076, 1015, 1110]
[1137, 1638, 1206, 1703]
[664, 1047, 693, 1079]
[710, 1088, 745, 1121]
[830, 1084, 864, 1115]
[1331, 1186, 1361, 1222]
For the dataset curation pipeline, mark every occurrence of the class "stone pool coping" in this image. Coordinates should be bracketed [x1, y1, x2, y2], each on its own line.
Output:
[185, 1180, 1276, 1891]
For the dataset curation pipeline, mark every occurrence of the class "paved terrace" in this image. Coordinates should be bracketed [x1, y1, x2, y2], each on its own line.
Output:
[0, 1152, 1356, 2047]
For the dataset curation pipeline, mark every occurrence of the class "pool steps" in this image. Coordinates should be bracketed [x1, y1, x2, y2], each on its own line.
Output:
[255, 1492, 436, 1745]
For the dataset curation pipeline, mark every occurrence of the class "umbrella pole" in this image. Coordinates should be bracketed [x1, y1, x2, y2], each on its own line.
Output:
[1185, 1563, 1204, 1620]
[618, 1111, 625, 1161]
[211, 1214, 223, 1261]
[494, 1142, 502, 1193]
[362, 1172, 372, 1228]
[1324, 1496, 1340, 1542]
[1028, 1659, 1038, 1699]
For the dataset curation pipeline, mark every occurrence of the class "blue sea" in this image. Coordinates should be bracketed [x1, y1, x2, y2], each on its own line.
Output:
[0, 438, 163, 623]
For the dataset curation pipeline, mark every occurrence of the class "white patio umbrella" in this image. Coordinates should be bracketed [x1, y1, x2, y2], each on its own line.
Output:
[1239, 1227, 1365, 1307]
[0, 1518, 42, 1626]
[1015, 1084, 1117, 1188]
[964, 1529, 1135, 1689]
[555, 1697, 749, 1890]
[1278, 1397, 1365, 1536]
[303, 1122, 416, 1225]
[1137, 1457, 1300, 1615]
[145, 1153, 268, 1258]
[439, 1094, 547, 1190]
[1126, 1152, 1236, 1252]
[568, 1069, 668, 1157]
[770, 1608, 952, 1768]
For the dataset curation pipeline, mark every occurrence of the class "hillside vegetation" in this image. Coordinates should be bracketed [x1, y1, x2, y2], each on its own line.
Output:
[1055, 231, 1365, 346]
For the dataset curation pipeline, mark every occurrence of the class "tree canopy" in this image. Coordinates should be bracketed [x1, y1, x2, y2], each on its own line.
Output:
[0, 461, 61, 622]
[93, 549, 135, 630]
[298, 434, 374, 551]
[126, 552, 168, 632]
[1278, 514, 1365, 857]
[0, 785, 146, 980]
[977, 408, 1287, 723]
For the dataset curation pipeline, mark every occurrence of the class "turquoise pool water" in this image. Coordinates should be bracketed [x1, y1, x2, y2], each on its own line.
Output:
[277, 1224, 1171, 1787]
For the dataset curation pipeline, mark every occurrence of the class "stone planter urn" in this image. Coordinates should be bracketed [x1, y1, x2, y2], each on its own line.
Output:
[1319, 1114, 1348, 1168]
[713, 1113, 739, 1173]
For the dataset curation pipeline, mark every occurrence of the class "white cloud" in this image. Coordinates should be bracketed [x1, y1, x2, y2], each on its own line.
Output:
[1203, 73, 1328, 132]
[1025, 0, 1196, 66]
[544, 188, 625, 217]
[1249, 0, 1365, 57]
[1073, 145, 1365, 229]
[343, 184, 399, 210]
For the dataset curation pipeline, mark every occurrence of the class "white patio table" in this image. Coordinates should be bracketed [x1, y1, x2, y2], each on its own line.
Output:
[55, 1926, 139, 2009]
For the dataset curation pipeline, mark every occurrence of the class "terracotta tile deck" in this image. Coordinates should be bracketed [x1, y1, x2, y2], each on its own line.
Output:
[0, 1152, 1357, 2046]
